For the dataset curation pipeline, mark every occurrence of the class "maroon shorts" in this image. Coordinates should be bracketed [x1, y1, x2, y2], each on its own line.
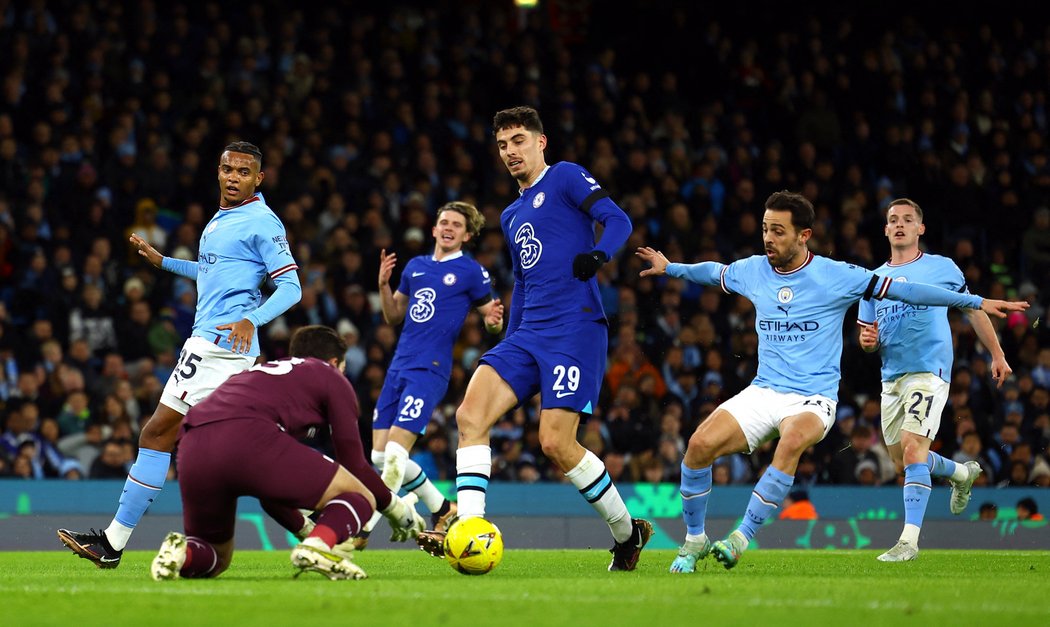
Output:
[176, 419, 339, 544]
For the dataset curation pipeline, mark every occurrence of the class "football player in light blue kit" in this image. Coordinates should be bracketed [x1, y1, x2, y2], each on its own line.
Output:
[858, 198, 1011, 562]
[58, 142, 302, 568]
[354, 201, 503, 547]
[416, 106, 653, 571]
[637, 191, 1028, 572]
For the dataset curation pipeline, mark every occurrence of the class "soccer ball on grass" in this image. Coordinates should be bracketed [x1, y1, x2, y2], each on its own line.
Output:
[443, 517, 503, 575]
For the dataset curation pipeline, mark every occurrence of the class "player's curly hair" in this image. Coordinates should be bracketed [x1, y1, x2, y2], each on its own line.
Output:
[439, 201, 486, 240]
[492, 106, 544, 136]
[223, 141, 263, 167]
[765, 190, 814, 231]
[289, 325, 347, 363]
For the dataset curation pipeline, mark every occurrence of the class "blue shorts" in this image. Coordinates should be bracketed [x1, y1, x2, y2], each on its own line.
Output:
[480, 320, 607, 414]
[373, 367, 448, 434]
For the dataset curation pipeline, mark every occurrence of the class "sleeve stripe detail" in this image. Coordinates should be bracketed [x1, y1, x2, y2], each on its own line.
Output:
[270, 263, 299, 278]
[857, 320, 875, 327]
[876, 277, 893, 300]
[719, 265, 732, 295]
[578, 189, 611, 214]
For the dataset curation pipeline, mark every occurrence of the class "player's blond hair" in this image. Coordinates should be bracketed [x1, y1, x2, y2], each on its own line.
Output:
[439, 201, 486, 239]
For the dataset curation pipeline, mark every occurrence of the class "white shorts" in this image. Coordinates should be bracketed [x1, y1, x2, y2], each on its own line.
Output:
[160, 336, 257, 414]
[881, 372, 949, 445]
[717, 385, 837, 453]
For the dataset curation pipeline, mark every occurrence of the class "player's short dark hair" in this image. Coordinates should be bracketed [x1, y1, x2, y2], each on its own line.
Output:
[887, 197, 923, 222]
[223, 141, 263, 167]
[438, 201, 486, 239]
[764, 190, 814, 231]
[289, 325, 347, 363]
[493, 106, 544, 136]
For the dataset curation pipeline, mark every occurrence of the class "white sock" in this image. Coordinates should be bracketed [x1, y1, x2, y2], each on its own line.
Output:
[361, 509, 382, 534]
[404, 459, 447, 513]
[950, 464, 969, 483]
[371, 449, 386, 470]
[104, 521, 134, 551]
[685, 532, 707, 546]
[565, 450, 632, 543]
[382, 441, 410, 492]
[899, 523, 920, 546]
[456, 445, 492, 519]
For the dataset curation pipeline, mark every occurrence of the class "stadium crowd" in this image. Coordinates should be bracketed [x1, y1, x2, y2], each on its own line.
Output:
[0, 1, 1048, 492]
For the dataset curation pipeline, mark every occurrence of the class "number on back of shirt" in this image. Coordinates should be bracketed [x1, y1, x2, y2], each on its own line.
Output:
[249, 357, 306, 376]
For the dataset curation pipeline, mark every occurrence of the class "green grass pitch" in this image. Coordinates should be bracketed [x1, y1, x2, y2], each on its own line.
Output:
[3, 549, 1048, 626]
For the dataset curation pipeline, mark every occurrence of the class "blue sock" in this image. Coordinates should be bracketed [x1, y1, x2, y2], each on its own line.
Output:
[926, 451, 957, 479]
[114, 448, 170, 529]
[903, 462, 932, 528]
[680, 464, 712, 536]
[738, 466, 793, 541]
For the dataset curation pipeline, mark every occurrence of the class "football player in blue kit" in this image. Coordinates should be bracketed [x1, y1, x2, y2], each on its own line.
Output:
[858, 198, 1011, 562]
[354, 201, 504, 547]
[416, 106, 652, 571]
[637, 191, 1028, 572]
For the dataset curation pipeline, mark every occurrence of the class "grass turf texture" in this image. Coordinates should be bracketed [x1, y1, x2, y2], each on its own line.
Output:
[3, 549, 1047, 626]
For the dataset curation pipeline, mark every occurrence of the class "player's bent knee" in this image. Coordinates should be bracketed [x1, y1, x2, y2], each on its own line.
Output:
[686, 431, 721, 464]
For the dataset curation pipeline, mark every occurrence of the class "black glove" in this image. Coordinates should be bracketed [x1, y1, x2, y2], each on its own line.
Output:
[572, 250, 608, 281]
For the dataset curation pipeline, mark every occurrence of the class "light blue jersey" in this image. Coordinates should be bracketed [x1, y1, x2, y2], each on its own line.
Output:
[161, 193, 300, 357]
[857, 252, 965, 383]
[667, 252, 981, 401]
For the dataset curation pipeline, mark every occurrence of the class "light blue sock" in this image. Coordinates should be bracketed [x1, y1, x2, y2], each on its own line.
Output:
[903, 462, 932, 528]
[680, 464, 712, 536]
[926, 451, 957, 479]
[114, 448, 170, 529]
[738, 466, 793, 541]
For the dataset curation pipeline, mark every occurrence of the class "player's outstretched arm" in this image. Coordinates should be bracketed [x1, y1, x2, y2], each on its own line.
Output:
[965, 309, 1012, 388]
[978, 298, 1029, 319]
[129, 233, 164, 268]
[636, 247, 670, 276]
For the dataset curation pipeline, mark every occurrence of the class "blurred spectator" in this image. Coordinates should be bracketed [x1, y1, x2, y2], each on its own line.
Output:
[1016, 497, 1044, 522]
[779, 490, 818, 520]
[978, 502, 998, 521]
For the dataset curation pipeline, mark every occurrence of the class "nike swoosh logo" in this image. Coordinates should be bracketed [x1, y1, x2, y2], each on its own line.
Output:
[412, 272, 425, 277]
[99, 555, 120, 563]
[555, 391, 575, 398]
[582, 172, 597, 184]
[397, 415, 414, 421]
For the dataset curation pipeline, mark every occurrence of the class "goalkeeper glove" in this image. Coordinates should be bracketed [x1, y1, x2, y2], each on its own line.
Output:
[572, 250, 608, 281]
[382, 492, 425, 542]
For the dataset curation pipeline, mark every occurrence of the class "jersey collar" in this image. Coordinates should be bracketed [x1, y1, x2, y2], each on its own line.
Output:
[432, 250, 464, 262]
[518, 165, 551, 195]
[773, 250, 814, 275]
[886, 251, 923, 267]
[219, 192, 262, 211]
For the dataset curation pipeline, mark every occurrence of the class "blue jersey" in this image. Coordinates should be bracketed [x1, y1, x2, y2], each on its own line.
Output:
[390, 251, 493, 379]
[858, 252, 966, 383]
[501, 162, 631, 330]
[162, 193, 300, 357]
[667, 252, 981, 401]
